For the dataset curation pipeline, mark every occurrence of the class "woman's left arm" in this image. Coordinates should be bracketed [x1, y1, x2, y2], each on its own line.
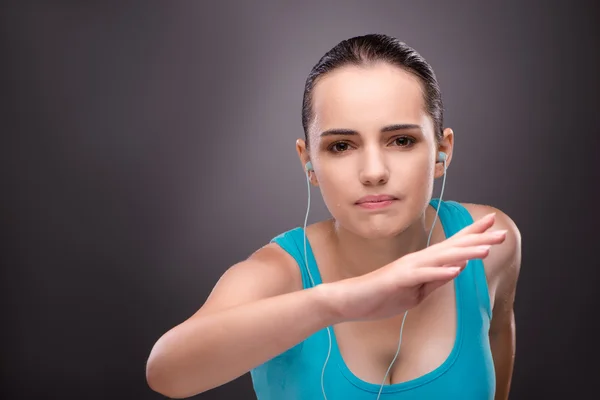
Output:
[488, 214, 522, 400]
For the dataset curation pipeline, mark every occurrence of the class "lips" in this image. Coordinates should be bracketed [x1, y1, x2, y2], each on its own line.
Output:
[356, 194, 397, 204]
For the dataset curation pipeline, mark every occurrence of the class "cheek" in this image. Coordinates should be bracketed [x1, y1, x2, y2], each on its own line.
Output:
[398, 152, 434, 182]
[316, 169, 350, 198]
[313, 166, 355, 213]
[396, 156, 436, 205]
[412, 158, 435, 182]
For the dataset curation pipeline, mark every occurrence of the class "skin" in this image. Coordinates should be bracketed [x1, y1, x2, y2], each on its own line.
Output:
[295, 61, 521, 399]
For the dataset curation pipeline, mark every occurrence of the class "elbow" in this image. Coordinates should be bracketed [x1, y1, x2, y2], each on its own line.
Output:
[145, 338, 208, 399]
[146, 350, 176, 398]
[145, 341, 187, 399]
[146, 359, 192, 399]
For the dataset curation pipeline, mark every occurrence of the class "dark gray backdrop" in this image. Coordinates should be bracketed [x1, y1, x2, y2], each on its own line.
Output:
[2, 1, 599, 399]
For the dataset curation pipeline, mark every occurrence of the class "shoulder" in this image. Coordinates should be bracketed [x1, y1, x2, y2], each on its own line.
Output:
[245, 241, 305, 294]
[459, 202, 522, 309]
[195, 240, 304, 317]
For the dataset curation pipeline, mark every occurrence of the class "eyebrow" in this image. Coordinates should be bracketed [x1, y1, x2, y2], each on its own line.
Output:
[319, 123, 422, 137]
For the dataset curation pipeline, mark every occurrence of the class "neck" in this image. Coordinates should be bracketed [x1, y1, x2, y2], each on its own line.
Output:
[327, 205, 441, 278]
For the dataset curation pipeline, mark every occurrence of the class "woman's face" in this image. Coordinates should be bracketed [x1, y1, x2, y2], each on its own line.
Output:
[298, 62, 451, 239]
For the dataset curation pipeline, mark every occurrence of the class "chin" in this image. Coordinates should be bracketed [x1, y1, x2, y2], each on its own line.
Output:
[347, 215, 409, 240]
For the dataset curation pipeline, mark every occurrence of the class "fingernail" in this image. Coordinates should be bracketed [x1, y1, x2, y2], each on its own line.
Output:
[492, 229, 507, 237]
[478, 245, 491, 251]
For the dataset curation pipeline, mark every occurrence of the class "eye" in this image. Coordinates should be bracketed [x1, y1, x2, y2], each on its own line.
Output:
[329, 141, 352, 153]
[391, 136, 416, 147]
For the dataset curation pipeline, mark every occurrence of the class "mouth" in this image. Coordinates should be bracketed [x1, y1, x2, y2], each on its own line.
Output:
[355, 194, 398, 209]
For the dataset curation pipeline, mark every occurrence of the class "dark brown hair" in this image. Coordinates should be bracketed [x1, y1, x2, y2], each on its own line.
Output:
[302, 34, 444, 147]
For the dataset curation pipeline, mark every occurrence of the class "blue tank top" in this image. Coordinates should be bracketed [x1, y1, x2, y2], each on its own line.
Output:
[250, 199, 495, 399]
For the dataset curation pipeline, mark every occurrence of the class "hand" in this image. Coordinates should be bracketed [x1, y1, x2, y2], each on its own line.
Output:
[326, 213, 506, 322]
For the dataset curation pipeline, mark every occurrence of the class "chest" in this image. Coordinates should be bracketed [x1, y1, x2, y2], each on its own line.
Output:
[332, 280, 458, 386]
[252, 269, 496, 399]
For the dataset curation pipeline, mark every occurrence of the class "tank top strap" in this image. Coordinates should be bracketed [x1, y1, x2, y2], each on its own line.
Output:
[270, 227, 322, 289]
[431, 198, 493, 320]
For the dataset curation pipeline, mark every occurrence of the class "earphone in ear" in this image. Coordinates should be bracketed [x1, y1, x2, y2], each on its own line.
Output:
[437, 151, 448, 175]
[437, 151, 447, 163]
[305, 161, 313, 172]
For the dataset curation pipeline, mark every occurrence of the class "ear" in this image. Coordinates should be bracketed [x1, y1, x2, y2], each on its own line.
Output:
[296, 139, 319, 186]
[435, 128, 454, 179]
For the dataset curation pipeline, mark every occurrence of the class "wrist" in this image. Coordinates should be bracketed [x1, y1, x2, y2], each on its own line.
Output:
[311, 282, 348, 326]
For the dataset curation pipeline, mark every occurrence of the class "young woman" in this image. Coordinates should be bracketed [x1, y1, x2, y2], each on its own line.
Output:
[146, 34, 521, 400]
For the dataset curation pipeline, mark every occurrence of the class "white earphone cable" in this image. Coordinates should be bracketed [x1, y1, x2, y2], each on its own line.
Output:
[303, 169, 332, 400]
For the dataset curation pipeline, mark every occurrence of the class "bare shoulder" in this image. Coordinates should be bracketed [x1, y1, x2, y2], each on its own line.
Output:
[460, 203, 522, 309]
[193, 241, 304, 318]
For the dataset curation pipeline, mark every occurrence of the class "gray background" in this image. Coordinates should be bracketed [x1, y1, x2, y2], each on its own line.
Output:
[2, 1, 599, 399]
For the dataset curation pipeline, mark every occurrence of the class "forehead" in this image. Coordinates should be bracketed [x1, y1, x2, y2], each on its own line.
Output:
[310, 62, 429, 135]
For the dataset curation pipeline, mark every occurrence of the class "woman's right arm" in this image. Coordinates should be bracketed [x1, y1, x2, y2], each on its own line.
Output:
[145, 212, 504, 398]
[145, 243, 341, 399]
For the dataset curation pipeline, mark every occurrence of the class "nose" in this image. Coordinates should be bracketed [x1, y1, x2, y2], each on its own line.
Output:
[359, 150, 389, 186]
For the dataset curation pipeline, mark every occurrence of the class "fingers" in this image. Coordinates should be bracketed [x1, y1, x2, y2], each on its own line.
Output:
[420, 261, 467, 296]
[417, 213, 506, 265]
[447, 230, 507, 248]
[400, 212, 505, 286]
[408, 264, 463, 286]
[448, 212, 497, 239]
[423, 244, 494, 267]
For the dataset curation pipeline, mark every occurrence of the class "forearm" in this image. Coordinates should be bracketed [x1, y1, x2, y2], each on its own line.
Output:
[146, 284, 341, 398]
[490, 317, 516, 400]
